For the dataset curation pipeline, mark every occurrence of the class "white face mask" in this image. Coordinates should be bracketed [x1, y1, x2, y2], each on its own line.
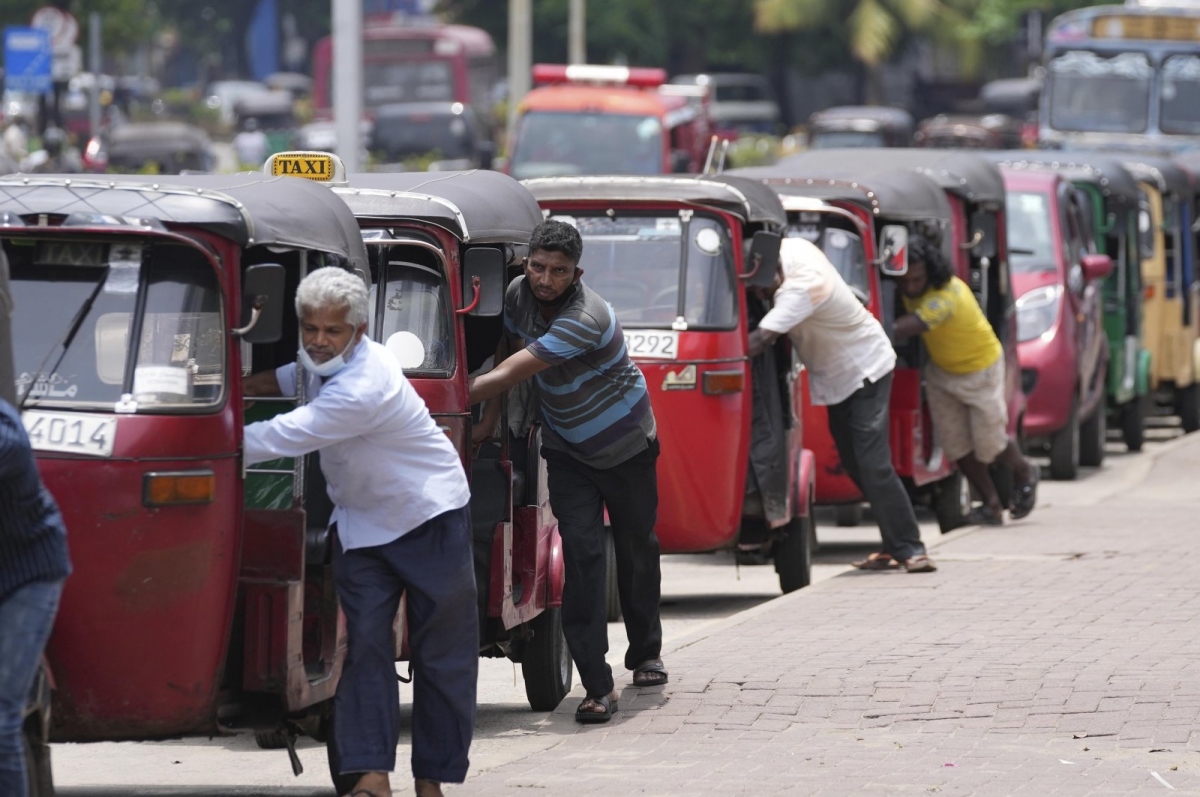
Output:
[298, 334, 357, 378]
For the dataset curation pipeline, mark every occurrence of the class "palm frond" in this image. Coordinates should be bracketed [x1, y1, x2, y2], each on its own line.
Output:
[848, 0, 898, 65]
[755, 0, 836, 32]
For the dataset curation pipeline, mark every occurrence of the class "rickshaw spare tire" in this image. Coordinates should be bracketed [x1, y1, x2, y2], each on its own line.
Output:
[1122, 393, 1148, 452]
[521, 606, 573, 711]
[774, 507, 813, 594]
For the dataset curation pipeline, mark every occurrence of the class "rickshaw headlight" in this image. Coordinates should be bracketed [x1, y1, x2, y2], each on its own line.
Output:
[1015, 286, 1062, 343]
[143, 470, 216, 506]
[702, 370, 744, 395]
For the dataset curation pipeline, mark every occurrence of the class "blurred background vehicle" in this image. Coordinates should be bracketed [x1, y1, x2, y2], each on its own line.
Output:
[369, 100, 493, 171]
[914, 113, 1024, 149]
[806, 106, 914, 148]
[670, 72, 782, 136]
[85, 121, 214, 174]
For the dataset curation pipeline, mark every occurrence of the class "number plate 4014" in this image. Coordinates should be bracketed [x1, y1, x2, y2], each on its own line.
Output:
[22, 411, 118, 457]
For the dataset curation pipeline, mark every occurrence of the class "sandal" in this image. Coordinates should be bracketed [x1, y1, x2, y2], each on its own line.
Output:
[632, 658, 669, 687]
[902, 554, 937, 573]
[1010, 463, 1040, 520]
[966, 505, 1004, 526]
[575, 693, 618, 724]
[851, 552, 897, 570]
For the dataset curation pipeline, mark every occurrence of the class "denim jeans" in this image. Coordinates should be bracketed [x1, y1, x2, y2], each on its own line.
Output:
[0, 579, 63, 797]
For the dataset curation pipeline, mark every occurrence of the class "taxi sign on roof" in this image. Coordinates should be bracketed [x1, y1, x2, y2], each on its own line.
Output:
[264, 151, 345, 184]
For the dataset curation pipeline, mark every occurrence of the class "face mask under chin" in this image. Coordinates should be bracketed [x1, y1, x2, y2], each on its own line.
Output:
[299, 336, 357, 377]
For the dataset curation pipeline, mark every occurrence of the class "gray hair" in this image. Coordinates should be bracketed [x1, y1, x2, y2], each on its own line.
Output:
[295, 267, 369, 327]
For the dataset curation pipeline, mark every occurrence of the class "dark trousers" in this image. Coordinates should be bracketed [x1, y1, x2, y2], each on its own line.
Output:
[544, 440, 663, 699]
[0, 579, 62, 797]
[332, 505, 478, 783]
[826, 372, 926, 561]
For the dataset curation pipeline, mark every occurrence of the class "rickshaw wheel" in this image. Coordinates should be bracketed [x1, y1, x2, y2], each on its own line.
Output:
[1177, 383, 1200, 433]
[1048, 402, 1080, 480]
[1078, 404, 1107, 468]
[774, 508, 813, 594]
[1122, 393, 1148, 452]
[933, 471, 971, 534]
[22, 725, 53, 797]
[521, 606, 573, 711]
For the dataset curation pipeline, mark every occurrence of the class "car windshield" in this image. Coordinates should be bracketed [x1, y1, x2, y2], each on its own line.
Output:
[1047, 51, 1151, 134]
[1160, 55, 1200, 134]
[9, 240, 224, 410]
[510, 112, 663, 179]
[1006, 192, 1058, 274]
[362, 61, 454, 107]
[809, 130, 885, 148]
[558, 213, 737, 329]
[369, 257, 454, 376]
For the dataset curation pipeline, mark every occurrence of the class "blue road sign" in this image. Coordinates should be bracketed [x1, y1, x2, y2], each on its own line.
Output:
[4, 26, 52, 94]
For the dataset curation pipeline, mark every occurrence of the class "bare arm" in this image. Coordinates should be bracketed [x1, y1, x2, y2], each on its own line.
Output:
[469, 347, 551, 404]
[747, 327, 782, 359]
[243, 369, 283, 398]
[892, 313, 928, 342]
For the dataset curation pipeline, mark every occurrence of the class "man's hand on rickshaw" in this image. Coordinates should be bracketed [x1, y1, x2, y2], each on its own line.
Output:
[747, 327, 780, 358]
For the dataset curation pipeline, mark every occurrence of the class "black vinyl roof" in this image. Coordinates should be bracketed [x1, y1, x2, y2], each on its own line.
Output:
[728, 163, 952, 222]
[334, 170, 543, 244]
[1116, 154, 1194, 198]
[778, 148, 1007, 205]
[521, 174, 788, 228]
[982, 152, 1141, 206]
[0, 173, 368, 268]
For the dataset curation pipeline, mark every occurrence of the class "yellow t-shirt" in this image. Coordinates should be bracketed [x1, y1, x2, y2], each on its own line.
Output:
[902, 276, 1002, 374]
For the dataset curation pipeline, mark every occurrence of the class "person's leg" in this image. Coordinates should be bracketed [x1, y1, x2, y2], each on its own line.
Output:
[544, 451, 615, 703]
[842, 374, 927, 562]
[332, 540, 405, 784]
[957, 451, 1001, 513]
[967, 359, 1034, 511]
[597, 439, 664, 679]
[826, 396, 863, 489]
[383, 506, 478, 786]
[0, 579, 62, 797]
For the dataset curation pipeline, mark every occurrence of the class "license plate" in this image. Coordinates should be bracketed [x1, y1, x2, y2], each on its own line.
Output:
[624, 330, 679, 359]
[22, 411, 118, 457]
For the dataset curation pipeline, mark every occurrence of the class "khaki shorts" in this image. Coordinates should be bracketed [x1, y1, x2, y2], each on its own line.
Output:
[925, 357, 1009, 464]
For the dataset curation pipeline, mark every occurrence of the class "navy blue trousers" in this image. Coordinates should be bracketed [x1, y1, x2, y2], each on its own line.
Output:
[332, 505, 478, 783]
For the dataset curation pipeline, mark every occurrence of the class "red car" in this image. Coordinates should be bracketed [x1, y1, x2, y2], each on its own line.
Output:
[1001, 168, 1112, 479]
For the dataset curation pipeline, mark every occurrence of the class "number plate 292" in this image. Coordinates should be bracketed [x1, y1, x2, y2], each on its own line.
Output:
[624, 330, 679, 359]
[22, 411, 118, 457]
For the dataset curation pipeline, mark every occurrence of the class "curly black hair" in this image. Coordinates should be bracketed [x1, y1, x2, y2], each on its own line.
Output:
[909, 234, 953, 290]
[529, 219, 583, 265]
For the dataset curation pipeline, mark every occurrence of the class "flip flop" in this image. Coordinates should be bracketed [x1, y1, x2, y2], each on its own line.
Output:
[575, 693, 618, 724]
[632, 658, 669, 687]
[1010, 463, 1040, 520]
[851, 552, 897, 570]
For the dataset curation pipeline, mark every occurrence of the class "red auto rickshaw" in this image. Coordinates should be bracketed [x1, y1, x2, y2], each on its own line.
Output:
[522, 175, 816, 596]
[263, 153, 571, 720]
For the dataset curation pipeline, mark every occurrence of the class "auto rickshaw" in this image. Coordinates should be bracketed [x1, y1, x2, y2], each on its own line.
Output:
[914, 114, 1025, 150]
[762, 149, 1027, 521]
[986, 152, 1153, 452]
[1118, 154, 1200, 433]
[731, 162, 975, 531]
[1, 172, 374, 793]
[807, 106, 914, 149]
[87, 121, 216, 174]
[262, 152, 571, 721]
[521, 174, 816, 597]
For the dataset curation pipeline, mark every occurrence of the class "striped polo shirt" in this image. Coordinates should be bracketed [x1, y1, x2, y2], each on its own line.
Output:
[505, 276, 656, 469]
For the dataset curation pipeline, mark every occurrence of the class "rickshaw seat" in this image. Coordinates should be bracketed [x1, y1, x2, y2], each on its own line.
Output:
[305, 524, 331, 565]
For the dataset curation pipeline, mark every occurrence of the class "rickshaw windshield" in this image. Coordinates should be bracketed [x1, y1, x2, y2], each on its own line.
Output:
[8, 239, 224, 411]
[369, 258, 455, 377]
[1006, 192, 1058, 274]
[562, 213, 737, 330]
[785, 222, 870, 301]
[809, 130, 885, 149]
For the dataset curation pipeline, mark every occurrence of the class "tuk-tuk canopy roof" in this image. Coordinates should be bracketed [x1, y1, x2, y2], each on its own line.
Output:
[778, 148, 1007, 206]
[0, 173, 368, 269]
[729, 163, 953, 223]
[521, 175, 788, 229]
[807, 105, 914, 132]
[979, 77, 1041, 117]
[105, 122, 212, 157]
[334, 170, 543, 244]
[1116, 154, 1194, 198]
[982, 152, 1141, 207]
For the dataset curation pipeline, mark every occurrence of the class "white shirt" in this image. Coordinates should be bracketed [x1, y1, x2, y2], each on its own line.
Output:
[758, 237, 896, 406]
[232, 129, 269, 166]
[244, 338, 470, 550]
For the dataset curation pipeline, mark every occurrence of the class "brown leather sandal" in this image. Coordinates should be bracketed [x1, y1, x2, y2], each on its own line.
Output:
[851, 552, 897, 570]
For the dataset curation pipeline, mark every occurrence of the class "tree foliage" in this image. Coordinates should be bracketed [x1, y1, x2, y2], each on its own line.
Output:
[1, 0, 161, 58]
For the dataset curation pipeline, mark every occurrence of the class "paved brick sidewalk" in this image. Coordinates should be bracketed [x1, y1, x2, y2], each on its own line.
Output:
[461, 435, 1200, 796]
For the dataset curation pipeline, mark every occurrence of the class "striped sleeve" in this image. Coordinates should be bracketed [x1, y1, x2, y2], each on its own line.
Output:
[529, 313, 606, 365]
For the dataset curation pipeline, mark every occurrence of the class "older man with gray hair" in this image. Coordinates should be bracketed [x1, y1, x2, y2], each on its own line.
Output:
[243, 267, 474, 797]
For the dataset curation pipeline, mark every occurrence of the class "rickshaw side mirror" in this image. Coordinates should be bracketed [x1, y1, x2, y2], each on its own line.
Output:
[1081, 253, 1113, 282]
[237, 263, 286, 344]
[745, 231, 782, 289]
[461, 247, 505, 317]
[878, 225, 909, 276]
[969, 210, 998, 259]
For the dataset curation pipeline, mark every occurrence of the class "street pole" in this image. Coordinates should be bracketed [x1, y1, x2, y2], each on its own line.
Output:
[88, 13, 101, 137]
[507, 0, 532, 154]
[333, 0, 362, 172]
[568, 0, 585, 65]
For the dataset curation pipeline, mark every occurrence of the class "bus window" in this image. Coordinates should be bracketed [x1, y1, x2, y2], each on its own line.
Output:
[1047, 52, 1151, 134]
[1161, 55, 1200, 135]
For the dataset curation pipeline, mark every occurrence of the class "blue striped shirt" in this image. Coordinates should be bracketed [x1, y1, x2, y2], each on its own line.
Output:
[0, 400, 70, 600]
[505, 277, 655, 469]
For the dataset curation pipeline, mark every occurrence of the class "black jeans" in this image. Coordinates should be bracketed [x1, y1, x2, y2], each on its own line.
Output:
[332, 506, 478, 782]
[543, 439, 663, 699]
[826, 372, 926, 561]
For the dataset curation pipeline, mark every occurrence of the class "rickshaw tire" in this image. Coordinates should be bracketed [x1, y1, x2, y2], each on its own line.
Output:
[1122, 394, 1147, 452]
[933, 471, 970, 534]
[254, 730, 289, 750]
[604, 530, 622, 623]
[521, 606, 573, 711]
[22, 724, 54, 797]
[1048, 403, 1080, 480]
[1079, 405, 1107, 468]
[775, 512, 813, 594]
[1177, 383, 1200, 433]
